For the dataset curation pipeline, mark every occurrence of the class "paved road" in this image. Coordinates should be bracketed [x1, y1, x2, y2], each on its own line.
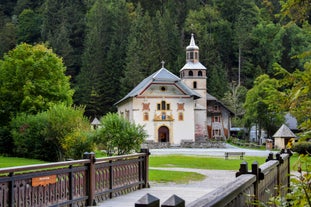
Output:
[96, 145, 273, 207]
[149, 143, 273, 157]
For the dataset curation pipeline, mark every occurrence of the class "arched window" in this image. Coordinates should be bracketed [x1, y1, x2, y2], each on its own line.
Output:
[193, 81, 197, 89]
[189, 70, 193, 76]
[161, 101, 166, 110]
[198, 70, 202, 76]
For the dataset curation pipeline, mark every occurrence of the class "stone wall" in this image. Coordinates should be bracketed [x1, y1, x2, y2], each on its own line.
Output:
[142, 140, 225, 149]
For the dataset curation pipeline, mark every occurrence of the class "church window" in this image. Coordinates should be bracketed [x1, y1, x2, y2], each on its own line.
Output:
[120, 112, 124, 117]
[189, 71, 193, 76]
[195, 52, 198, 60]
[178, 112, 184, 121]
[193, 81, 197, 89]
[166, 103, 170, 110]
[190, 52, 194, 59]
[143, 112, 149, 121]
[157, 101, 170, 111]
[161, 101, 166, 110]
[198, 71, 202, 76]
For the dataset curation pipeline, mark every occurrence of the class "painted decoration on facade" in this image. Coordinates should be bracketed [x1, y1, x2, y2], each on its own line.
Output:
[177, 103, 184, 111]
[142, 103, 150, 111]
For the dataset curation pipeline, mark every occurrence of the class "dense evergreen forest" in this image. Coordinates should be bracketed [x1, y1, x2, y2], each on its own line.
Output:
[1, 0, 311, 119]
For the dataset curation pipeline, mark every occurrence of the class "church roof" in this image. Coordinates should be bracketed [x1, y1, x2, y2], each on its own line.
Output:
[186, 33, 199, 50]
[180, 61, 206, 71]
[115, 67, 201, 105]
[273, 124, 297, 138]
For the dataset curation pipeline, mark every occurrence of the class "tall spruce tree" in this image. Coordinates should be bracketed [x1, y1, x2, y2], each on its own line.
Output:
[41, 0, 87, 82]
[120, 4, 157, 96]
[76, 0, 130, 117]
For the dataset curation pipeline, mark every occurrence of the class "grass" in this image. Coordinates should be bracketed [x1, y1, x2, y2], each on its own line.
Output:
[149, 155, 266, 170]
[0, 156, 47, 168]
[148, 155, 267, 184]
[149, 169, 205, 184]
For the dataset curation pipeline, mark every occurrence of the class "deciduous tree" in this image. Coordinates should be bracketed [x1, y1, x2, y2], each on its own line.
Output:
[0, 43, 73, 126]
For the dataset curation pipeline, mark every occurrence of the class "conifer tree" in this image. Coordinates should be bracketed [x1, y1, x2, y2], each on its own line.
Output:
[76, 0, 130, 117]
[121, 4, 157, 96]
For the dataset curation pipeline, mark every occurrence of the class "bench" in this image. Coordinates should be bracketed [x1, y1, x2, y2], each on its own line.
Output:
[224, 152, 245, 160]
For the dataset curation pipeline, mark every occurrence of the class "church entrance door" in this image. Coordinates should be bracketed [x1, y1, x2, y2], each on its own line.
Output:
[158, 126, 169, 142]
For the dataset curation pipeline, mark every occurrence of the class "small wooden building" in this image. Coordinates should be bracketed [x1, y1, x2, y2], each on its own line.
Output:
[273, 124, 296, 149]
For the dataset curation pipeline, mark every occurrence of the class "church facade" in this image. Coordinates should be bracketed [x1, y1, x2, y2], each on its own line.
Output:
[115, 35, 233, 145]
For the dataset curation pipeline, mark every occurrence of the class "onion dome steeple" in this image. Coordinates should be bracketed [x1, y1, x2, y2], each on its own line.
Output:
[186, 33, 199, 63]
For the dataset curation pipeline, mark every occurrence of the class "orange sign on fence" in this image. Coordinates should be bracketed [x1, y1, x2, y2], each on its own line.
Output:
[32, 175, 57, 187]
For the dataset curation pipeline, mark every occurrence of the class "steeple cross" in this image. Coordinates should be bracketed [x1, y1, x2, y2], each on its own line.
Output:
[161, 60, 165, 68]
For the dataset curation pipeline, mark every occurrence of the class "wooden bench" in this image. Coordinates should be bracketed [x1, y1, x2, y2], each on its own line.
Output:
[224, 152, 245, 160]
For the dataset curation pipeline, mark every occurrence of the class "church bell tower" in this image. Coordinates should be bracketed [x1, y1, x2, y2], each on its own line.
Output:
[180, 34, 207, 139]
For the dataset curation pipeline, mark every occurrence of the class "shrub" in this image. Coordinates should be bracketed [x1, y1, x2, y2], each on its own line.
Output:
[10, 104, 93, 161]
[292, 141, 311, 154]
[94, 113, 147, 156]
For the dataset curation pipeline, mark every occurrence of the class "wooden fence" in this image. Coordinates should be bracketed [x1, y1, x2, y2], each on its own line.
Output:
[0, 149, 150, 207]
[135, 149, 291, 207]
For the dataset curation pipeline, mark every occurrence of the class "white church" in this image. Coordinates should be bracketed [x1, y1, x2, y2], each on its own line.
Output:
[115, 34, 233, 146]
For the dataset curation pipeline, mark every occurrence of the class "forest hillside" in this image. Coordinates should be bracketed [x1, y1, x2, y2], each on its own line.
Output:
[1, 0, 311, 118]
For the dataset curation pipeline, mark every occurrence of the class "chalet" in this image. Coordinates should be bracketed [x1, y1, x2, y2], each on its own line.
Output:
[115, 34, 234, 146]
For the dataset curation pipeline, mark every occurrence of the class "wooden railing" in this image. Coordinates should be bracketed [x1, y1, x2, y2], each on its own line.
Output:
[0, 149, 150, 207]
[135, 150, 291, 207]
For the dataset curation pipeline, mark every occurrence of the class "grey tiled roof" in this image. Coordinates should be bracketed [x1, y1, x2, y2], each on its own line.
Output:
[115, 67, 201, 105]
[273, 124, 297, 138]
[180, 62, 206, 71]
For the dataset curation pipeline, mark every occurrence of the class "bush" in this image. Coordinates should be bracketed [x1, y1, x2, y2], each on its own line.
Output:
[292, 141, 311, 154]
[10, 104, 93, 161]
[94, 113, 147, 156]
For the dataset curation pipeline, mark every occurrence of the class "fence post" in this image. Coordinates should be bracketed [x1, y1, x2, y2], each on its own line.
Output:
[161, 195, 185, 207]
[236, 161, 248, 177]
[236, 161, 264, 205]
[83, 152, 96, 206]
[281, 149, 292, 193]
[251, 161, 261, 202]
[140, 148, 150, 188]
[135, 193, 160, 207]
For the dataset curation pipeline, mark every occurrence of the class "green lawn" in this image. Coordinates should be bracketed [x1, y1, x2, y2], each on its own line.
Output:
[0, 156, 47, 168]
[149, 169, 205, 184]
[149, 155, 266, 170]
